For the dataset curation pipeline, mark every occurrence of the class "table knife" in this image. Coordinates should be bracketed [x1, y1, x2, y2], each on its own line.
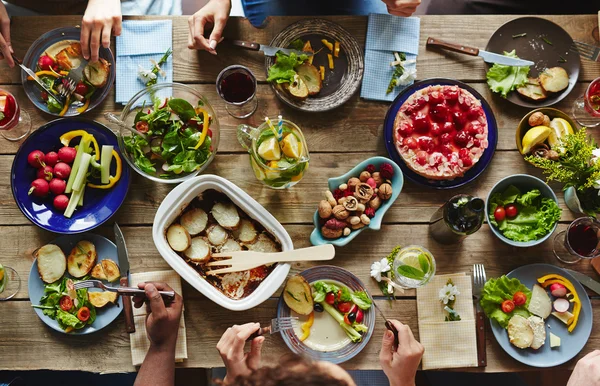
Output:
[564, 269, 600, 296]
[426, 37, 534, 67]
[11, 53, 64, 103]
[114, 223, 135, 333]
[231, 40, 312, 57]
[372, 301, 399, 346]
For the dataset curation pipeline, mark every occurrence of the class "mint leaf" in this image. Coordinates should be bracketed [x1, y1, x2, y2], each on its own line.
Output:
[397, 265, 425, 280]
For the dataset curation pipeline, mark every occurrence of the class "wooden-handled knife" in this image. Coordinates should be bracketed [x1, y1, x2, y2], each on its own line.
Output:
[115, 223, 135, 333]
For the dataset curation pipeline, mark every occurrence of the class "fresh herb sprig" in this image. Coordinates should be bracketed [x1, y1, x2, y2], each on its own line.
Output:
[387, 52, 407, 94]
[146, 48, 173, 87]
[512, 33, 527, 38]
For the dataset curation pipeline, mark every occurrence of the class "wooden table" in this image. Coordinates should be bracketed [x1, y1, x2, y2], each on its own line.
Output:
[0, 14, 599, 373]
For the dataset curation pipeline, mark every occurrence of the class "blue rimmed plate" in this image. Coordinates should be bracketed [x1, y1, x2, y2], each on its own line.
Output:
[383, 78, 498, 189]
[277, 266, 375, 364]
[11, 118, 130, 234]
[28, 233, 126, 335]
[490, 264, 592, 367]
[21, 27, 115, 117]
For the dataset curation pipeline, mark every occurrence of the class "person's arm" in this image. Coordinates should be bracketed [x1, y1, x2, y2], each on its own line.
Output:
[216, 322, 265, 383]
[567, 350, 600, 386]
[379, 319, 424, 386]
[0, 3, 13, 67]
[188, 0, 231, 54]
[381, 0, 421, 17]
[80, 0, 122, 62]
[133, 282, 184, 386]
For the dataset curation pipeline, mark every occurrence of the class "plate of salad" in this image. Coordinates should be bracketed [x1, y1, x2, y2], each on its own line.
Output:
[483, 264, 592, 367]
[277, 266, 374, 364]
[29, 233, 125, 334]
[21, 27, 115, 116]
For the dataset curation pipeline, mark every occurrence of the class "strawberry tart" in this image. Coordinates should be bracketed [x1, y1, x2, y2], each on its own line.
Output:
[393, 85, 489, 180]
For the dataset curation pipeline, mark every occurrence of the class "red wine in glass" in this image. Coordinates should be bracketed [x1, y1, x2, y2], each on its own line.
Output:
[219, 72, 255, 103]
[585, 78, 600, 117]
[0, 92, 19, 131]
[568, 223, 598, 257]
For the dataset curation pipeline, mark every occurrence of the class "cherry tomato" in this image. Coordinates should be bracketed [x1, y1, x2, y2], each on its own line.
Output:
[513, 291, 527, 306]
[501, 300, 515, 313]
[325, 292, 335, 305]
[494, 206, 506, 222]
[505, 204, 518, 218]
[59, 296, 73, 311]
[135, 121, 149, 134]
[337, 301, 353, 313]
[41, 91, 49, 101]
[77, 306, 90, 322]
[75, 83, 89, 96]
[343, 313, 352, 325]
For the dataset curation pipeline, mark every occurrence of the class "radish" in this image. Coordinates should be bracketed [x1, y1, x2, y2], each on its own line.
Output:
[27, 150, 45, 168]
[28, 178, 49, 198]
[36, 165, 54, 181]
[53, 195, 69, 212]
[45, 151, 59, 166]
[49, 179, 66, 195]
[158, 97, 169, 109]
[550, 283, 567, 298]
[37, 55, 55, 71]
[58, 146, 77, 164]
[553, 298, 570, 313]
[53, 162, 71, 180]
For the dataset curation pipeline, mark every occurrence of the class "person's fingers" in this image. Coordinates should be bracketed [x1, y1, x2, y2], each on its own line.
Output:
[187, 16, 195, 49]
[137, 282, 147, 290]
[208, 15, 227, 52]
[101, 21, 112, 48]
[379, 330, 395, 363]
[90, 21, 102, 62]
[247, 335, 264, 370]
[144, 283, 168, 320]
[583, 350, 600, 360]
[1, 17, 12, 55]
[80, 17, 92, 60]
[143, 282, 173, 292]
[0, 35, 13, 67]
[216, 327, 235, 356]
[193, 15, 212, 52]
[112, 15, 122, 36]
[228, 323, 260, 360]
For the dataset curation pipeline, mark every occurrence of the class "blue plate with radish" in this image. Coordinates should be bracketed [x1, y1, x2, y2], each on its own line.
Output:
[11, 118, 130, 234]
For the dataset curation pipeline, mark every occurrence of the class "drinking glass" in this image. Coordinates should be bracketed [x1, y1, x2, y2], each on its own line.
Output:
[392, 245, 436, 289]
[572, 77, 600, 128]
[0, 89, 31, 141]
[0, 266, 21, 300]
[216, 65, 258, 119]
[553, 217, 600, 264]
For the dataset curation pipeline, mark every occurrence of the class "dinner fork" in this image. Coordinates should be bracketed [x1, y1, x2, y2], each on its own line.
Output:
[247, 317, 299, 341]
[570, 41, 600, 62]
[472, 264, 487, 367]
[73, 279, 175, 299]
[58, 58, 88, 100]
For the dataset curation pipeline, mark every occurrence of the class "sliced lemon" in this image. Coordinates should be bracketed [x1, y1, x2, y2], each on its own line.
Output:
[250, 157, 266, 181]
[257, 136, 281, 161]
[521, 125, 552, 154]
[548, 118, 574, 148]
[281, 133, 301, 159]
[398, 249, 424, 270]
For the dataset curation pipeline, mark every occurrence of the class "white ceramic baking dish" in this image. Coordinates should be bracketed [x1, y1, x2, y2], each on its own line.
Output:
[152, 174, 292, 311]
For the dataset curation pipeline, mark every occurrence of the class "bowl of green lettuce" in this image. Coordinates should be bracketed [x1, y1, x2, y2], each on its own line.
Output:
[486, 174, 561, 247]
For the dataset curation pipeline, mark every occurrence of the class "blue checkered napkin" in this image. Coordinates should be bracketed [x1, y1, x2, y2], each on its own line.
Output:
[360, 14, 420, 102]
[116, 20, 173, 104]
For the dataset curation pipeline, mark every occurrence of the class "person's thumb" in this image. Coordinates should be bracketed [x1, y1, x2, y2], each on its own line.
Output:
[247, 335, 264, 370]
[145, 283, 167, 320]
[379, 330, 394, 363]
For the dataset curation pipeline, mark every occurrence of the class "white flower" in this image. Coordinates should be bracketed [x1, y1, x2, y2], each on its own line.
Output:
[397, 67, 417, 86]
[438, 283, 460, 305]
[370, 258, 391, 282]
[137, 65, 157, 85]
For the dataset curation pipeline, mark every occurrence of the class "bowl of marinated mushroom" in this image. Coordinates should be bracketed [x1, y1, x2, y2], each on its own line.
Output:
[309, 156, 403, 247]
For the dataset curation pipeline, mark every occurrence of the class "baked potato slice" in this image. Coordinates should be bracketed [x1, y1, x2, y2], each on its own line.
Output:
[166, 224, 192, 252]
[184, 237, 211, 263]
[219, 239, 242, 253]
[211, 202, 240, 230]
[180, 208, 208, 236]
[207, 224, 228, 246]
[539, 67, 569, 93]
[517, 78, 547, 101]
[88, 291, 118, 308]
[101, 259, 121, 282]
[232, 219, 258, 244]
[283, 275, 314, 315]
[35, 244, 67, 284]
[284, 75, 309, 100]
[296, 63, 322, 96]
[247, 233, 279, 253]
[84, 58, 111, 88]
[67, 240, 97, 278]
[91, 263, 107, 280]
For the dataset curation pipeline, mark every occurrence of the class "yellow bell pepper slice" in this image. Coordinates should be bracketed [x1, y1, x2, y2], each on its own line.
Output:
[87, 150, 122, 189]
[76, 98, 90, 114]
[334, 41, 340, 58]
[58, 96, 70, 117]
[59, 130, 100, 160]
[319, 66, 325, 80]
[299, 312, 314, 342]
[327, 54, 334, 70]
[321, 39, 333, 52]
[193, 109, 210, 150]
[538, 275, 581, 332]
[26, 70, 69, 80]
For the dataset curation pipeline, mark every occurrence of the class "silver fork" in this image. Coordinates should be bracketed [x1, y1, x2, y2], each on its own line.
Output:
[247, 317, 299, 341]
[58, 60, 87, 100]
[472, 264, 487, 367]
[570, 41, 600, 62]
[73, 279, 175, 299]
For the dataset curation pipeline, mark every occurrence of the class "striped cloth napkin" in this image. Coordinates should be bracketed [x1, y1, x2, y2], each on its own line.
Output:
[116, 19, 173, 104]
[416, 273, 478, 370]
[360, 14, 420, 102]
[129, 270, 187, 367]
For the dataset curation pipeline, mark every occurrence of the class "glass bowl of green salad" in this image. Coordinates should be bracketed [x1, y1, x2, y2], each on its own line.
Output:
[117, 83, 220, 184]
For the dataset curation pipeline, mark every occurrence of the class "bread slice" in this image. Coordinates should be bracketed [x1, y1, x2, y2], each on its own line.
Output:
[232, 219, 258, 244]
[211, 202, 240, 230]
[247, 233, 279, 253]
[517, 78, 547, 101]
[101, 259, 121, 282]
[283, 275, 314, 315]
[528, 284, 552, 319]
[539, 67, 569, 93]
[508, 314, 534, 349]
[83, 58, 111, 88]
[180, 208, 208, 236]
[528, 315, 546, 350]
[166, 224, 192, 252]
[91, 263, 107, 280]
[67, 240, 97, 278]
[207, 224, 228, 246]
[184, 237, 211, 263]
[296, 63, 322, 96]
[88, 291, 118, 308]
[35, 244, 67, 284]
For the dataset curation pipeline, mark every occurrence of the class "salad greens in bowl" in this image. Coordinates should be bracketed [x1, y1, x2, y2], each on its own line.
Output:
[117, 83, 219, 184]
[486, 174, 560, 247]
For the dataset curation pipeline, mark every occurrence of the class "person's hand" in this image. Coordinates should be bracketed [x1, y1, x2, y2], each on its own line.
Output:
[188, 0, 231, 55]
[0, 3, 13, 67]
[379, 320, 424, 386]
[382, 0, 421, 17]
[80, 0, 122, 62]
[217, 322, 265, 382]
[568, 350, 600, 386]
[133, 282, 183, 349]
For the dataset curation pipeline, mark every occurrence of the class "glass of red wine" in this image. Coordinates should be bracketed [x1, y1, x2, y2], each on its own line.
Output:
[0, 89, 31, 141]
[572, 77, 600, 128]
[553, 217, 600, 264]
[216, 65, 257, 119]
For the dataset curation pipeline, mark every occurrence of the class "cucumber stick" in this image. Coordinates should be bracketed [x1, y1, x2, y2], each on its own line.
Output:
[64, 188, 84, 218]
[65, 135, 92, 194]
[73, 153, 92, 193]
[321, 302, 363, 342]
[78, 184, 85, 207]
[100, 145, 114, 184]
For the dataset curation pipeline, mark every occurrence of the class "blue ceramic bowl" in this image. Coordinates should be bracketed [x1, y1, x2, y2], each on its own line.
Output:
[310, 156, 403, 246]
[383, 78, 498, 189]
[485, 174, 559, 247]
[11, 118, 131, 234]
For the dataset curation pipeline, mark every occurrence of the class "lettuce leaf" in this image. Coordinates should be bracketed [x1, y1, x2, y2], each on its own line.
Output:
[486, 50, 529, 98]
[480, 276, 531, 329]
[267, 52, 308, 84]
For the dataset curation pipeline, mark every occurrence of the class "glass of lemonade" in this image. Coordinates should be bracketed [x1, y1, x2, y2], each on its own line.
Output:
[237, 118, 309, 189]
[392, 245, 436, 289]
[0, 264, 21, 301]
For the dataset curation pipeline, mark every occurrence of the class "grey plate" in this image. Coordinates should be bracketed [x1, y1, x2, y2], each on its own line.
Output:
[265, 19, 364, 112]
[490, 263, 592, 367]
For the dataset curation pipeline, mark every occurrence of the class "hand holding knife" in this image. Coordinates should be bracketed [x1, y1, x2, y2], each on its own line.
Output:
[373, 301, 399, 347]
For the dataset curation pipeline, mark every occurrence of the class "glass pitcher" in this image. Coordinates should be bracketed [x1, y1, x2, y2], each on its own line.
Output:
[237, 118, 309, 189]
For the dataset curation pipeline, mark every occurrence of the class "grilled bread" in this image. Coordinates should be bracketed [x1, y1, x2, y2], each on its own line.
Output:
[35, 244, 67, 283]
[180, 208, 208, 236]
[91, 263, 107, 280]
[167, 224, 192, 252]
[101, 259, 121, 282]
[84, 58, 111, 88]
[517, 78, 547, 101]
[528, 315, 546, 350]
[212, 202, 240, 230]
[296, 63, 322, 96]
[539, 67, 569, 93]
[88, 291, 118, 308]
[508, 314, 534, 349]
[67, 240, 97, 278]
[283, 275, 313, 315]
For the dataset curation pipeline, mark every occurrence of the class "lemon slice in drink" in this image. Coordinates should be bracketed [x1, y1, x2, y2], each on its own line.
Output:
[281, 133, 301, 159]
[548, 118, 574, 148]
[257, 137, 281, 161]
[521, 126, 551, 154]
